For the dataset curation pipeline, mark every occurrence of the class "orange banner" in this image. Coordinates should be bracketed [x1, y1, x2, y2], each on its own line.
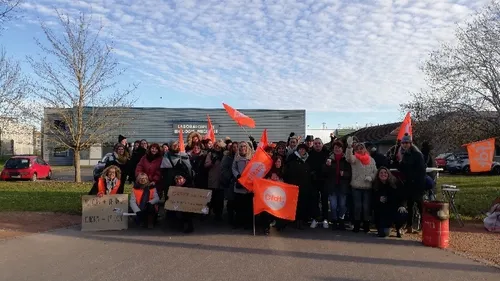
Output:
[205, 114, 215, 142]
[258, 129, 269, 148]
[222, 103, 256, 128]
[253, 178, 299, 221]
[465, 138, 495, 172]
[238, 147, 273, 192]
[397, 112, 412, 141]
[178, 128, 185, 152]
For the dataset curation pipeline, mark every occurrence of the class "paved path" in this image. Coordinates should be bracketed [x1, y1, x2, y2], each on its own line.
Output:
[0, 223, 498, 281]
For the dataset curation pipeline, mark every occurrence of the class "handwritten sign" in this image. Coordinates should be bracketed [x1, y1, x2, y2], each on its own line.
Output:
[164, 186, 212, 214]
[81, 194, 129, 231]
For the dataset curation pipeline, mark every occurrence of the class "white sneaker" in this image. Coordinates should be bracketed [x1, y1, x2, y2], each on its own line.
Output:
[322, 220, 329, 229]
[310, 220, 318, 229]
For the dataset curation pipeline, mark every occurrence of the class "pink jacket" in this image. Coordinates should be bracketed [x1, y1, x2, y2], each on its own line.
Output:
[135, 155, 162, 184]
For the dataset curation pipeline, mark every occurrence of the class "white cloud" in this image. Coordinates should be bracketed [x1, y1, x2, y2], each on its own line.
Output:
[17, 0, 491, 112]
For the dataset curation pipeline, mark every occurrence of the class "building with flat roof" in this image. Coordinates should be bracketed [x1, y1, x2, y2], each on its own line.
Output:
[42, 107, 306, 166]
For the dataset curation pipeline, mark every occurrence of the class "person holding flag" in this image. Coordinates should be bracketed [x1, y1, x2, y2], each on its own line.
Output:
[231, 141, 254, 229]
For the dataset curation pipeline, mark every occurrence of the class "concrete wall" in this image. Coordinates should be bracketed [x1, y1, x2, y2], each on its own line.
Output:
[0, 119, 35, 156]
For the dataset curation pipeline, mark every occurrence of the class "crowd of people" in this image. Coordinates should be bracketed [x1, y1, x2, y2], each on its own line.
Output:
[89, 131, 435, 237]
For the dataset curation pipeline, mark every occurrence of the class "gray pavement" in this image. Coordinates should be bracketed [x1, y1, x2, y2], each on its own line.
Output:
[0, 223, 498, 281]
[52, 167, 94, 182]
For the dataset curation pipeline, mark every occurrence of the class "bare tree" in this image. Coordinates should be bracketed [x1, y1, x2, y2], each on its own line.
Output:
[0, 0, 21, 30]
[25, 10, 136, 182]
[403, 1, 500, 151]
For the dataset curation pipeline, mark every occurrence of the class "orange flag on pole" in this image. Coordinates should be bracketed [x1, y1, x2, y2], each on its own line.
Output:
[464, 138, 495, 172]
[178, 128, 185, 153]
[253, 178, 299, 221]
[258, 129, 269, 148]
[397, 112, 412, 141]
[238, 147, 273, 192]
[222, 103, 256, 128]
[205, 114, 215, 142]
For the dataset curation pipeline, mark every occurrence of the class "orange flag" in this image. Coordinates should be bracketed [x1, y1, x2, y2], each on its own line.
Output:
[258, 129, 269, 148]
[253, 178, 299, 221]
[397, 112, 412, 141]
[178, 128, 185, 152]
[464, 138, 495, 172]
[238, 147, 273, 192]
[205, 114, 215, 141]
[223, 103, 256, 128]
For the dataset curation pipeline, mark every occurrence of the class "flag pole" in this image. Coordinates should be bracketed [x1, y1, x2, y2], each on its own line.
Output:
[253, 211, 256, 236]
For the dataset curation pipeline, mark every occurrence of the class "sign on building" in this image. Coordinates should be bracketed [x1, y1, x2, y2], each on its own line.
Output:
[81, 194, 129, 231]
[173, 123, 219, 135]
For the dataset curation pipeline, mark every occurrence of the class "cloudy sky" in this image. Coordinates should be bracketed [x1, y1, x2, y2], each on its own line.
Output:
[2, 0, 490, 129]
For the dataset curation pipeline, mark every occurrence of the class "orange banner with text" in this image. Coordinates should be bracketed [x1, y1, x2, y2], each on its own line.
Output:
[238, 147, 273, 192]
[465, 138, 495, 173]
[253, 178, 299, 221]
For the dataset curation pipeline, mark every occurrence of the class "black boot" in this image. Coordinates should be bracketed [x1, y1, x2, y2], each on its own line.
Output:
[353, 221, 360, 233]
[396, 228, 402, 238]
[338, 219, 346, 230]
[363, 221, 370, 233]
[331, 220, 338, 230]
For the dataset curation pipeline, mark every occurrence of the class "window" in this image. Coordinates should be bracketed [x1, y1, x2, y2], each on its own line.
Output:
[79, 149, 90, 160]
[36, 158, 47, 165]
[53, 146, 69, 157]
[53, 120, 67, 132]
[5, 158, 30, 169]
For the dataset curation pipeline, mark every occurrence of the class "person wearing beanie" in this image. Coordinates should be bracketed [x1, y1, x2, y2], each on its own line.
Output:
[345, 136, 378, 233]
[305, 135, 314, 150]
[284, 142, 314, 229]
[396, 133, 426, 233]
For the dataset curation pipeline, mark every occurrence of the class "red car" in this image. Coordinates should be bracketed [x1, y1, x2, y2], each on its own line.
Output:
[435, 153, 452, 170]
[1, 155, 52, 181]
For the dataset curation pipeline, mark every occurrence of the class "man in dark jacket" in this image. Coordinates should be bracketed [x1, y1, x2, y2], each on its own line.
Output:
[366, 142, 389, 169]
[397, 134, 426, 233]
[307, 138, 330, 228]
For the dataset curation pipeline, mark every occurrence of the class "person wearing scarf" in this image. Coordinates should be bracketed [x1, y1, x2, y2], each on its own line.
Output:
[323, 141, 352, 230]
[204, 139, 227, 221]
[345, 136, 378, 233]
[105, 143, 129, 194]
[88, 165, 122, 196]
[283, 143, 314, 229]
[130, 173, 160, 228]
[136, 143, 163, 195]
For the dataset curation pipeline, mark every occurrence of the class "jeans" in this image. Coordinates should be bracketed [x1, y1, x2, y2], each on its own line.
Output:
[352, 189, 372, 221]
[329, 192, 347, 221]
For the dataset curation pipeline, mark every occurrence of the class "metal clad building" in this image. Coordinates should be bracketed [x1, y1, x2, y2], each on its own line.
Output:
[43, 107, 306, 166]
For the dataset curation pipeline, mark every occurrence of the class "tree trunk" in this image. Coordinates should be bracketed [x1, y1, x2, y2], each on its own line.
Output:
[73, 149, 81, 183]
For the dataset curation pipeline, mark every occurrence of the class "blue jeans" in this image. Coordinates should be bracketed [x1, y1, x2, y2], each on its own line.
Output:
[352, 189, 371, 221]
[329, 192, 347, 220]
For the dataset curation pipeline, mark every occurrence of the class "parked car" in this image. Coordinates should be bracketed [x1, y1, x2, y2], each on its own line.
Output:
[1, 155, 52, 181]
[435, 153, 453, 169]
[445, 153, 500, 175]
[93, 153, 113, 181]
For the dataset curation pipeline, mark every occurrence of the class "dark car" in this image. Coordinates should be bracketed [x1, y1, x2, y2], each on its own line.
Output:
[1, 155, 52, 181]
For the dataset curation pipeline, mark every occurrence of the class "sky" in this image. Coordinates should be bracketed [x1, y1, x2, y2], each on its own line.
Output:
[1, 0, 491, 129]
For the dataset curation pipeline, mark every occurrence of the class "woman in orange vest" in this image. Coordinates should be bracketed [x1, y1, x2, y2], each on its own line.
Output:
[130, 172, 160, 228]
[88, 165, 122, 196]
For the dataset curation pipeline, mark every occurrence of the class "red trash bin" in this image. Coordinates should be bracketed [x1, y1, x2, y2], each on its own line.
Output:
[422, 201, 450, 249]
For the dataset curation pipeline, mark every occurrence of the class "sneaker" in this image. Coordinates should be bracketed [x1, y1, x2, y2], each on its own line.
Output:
[322, 220, 329, 229]
[310, 219, 318, 229]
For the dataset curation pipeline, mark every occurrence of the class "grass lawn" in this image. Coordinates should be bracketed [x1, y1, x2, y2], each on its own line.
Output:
[0, 175, 497, 218]
[437, 175, 500, 220]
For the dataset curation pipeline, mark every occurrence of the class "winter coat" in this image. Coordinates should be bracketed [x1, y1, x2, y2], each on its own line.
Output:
[205, 150, 224, 190]
[220, 152, 234, 189]
[161, 152, 193, 187]
[135, 153, 162, 184]
[104, 153, 128, 187]
[397, 145, 426, 193]
[232, 154, 251, 194]
[345, 147, 378, 190]
[307, 147, 330, 182]
[130, 184, 160, 213]
[322, 153, 352, 194]
[186, 131, 203, 151]
[129, 147, 147, 182]
[373, 178, 405, 228]
[370, 151, 389, 169]
[284, 151, 313, 221]
[189, 151, 208, 189]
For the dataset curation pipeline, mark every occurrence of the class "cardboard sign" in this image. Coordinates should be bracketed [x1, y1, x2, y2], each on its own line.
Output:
[164, 186, 212, 214]
[81, 194, 129, 231]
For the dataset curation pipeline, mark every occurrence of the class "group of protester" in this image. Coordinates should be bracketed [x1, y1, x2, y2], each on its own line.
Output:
[89, 131, 434, 237]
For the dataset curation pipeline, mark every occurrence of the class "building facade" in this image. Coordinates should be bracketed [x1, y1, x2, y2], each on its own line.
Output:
[0, 117, 35, 156]
[43, 107, 306, 166]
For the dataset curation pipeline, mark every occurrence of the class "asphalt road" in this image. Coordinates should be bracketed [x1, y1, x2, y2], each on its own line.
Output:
[52, 167, 94, 182]
[0, 223, 498, 281]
